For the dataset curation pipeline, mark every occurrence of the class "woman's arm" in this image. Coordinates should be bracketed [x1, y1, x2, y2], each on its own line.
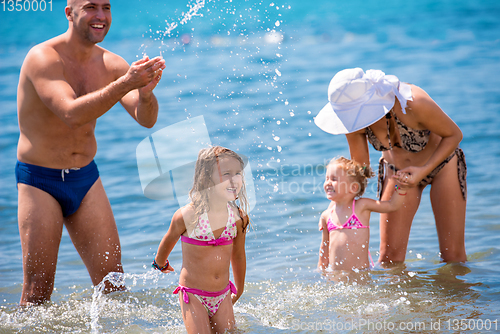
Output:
[398, 85, 463, 186]
[318, 213, 330, 269]
[154, 208, 187, 273]
[346, 130, 371, 166]
[231, 215, 247, 304]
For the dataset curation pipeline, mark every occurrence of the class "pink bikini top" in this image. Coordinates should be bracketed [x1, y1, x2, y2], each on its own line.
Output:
[327, 199, 368, 232]
[181, 203, 238, 246]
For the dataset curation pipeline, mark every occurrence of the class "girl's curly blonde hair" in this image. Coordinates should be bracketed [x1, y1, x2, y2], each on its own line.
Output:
[189, 146, 250, 230]
[328, 157, 374, 197]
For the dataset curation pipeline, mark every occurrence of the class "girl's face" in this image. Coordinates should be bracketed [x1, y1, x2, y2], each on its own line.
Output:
[210, 155, 243, 202]
[324, 163, 355, 201]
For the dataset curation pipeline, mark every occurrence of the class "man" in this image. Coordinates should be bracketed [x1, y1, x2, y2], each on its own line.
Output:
[16, 0, 165, 305]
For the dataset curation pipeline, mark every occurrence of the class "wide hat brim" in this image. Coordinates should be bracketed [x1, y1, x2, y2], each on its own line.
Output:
[314, 98, 394, 135]
[314, 68, 404, 135]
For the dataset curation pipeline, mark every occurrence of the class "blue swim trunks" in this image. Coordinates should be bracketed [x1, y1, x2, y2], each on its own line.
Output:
[15, 160, 100, 217]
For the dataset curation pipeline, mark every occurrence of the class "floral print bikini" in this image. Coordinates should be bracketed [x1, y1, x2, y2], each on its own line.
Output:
[174, 204, 238, 318]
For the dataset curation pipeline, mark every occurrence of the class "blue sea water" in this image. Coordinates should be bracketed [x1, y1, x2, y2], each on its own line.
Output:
[1, 0, 500, 332]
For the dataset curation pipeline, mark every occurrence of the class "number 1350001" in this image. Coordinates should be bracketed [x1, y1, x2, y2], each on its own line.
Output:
[2, 0, 52, 12]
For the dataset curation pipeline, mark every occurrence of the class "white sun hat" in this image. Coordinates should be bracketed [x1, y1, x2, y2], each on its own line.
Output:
[314, 68, 413, 135]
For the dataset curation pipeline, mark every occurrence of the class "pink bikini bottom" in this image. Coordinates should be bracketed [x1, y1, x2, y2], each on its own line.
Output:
[173, 281, 237, 318]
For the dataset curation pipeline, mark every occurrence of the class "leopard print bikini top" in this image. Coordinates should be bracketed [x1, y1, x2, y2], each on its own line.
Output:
[365, 110, 430, 153]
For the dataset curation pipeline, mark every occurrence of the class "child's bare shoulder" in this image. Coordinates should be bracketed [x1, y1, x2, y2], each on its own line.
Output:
[354, 197, 377, 211]
[319, 209, 329, 229]
[172, 205, 194, 225]
[320, 208, 330, 220]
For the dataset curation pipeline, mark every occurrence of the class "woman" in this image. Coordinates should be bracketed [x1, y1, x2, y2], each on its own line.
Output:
[314, 68, 466, 264]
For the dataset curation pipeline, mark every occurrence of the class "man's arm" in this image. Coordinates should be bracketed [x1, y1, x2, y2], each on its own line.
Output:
[118, 56, 166, 128]
[25, 45, 165, 129]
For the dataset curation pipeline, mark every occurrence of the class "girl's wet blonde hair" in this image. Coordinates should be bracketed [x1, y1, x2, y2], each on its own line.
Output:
[189, 146, 250, 230]
[328, 157, 374, 197]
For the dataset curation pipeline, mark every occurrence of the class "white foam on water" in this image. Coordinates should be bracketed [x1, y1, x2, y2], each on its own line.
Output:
[0, 266, 495, 333]
[90, 272, 126, 333]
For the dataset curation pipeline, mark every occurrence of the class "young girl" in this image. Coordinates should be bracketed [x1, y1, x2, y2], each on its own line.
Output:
[153, 146, 250, 334]
[318, 157, 408, 271]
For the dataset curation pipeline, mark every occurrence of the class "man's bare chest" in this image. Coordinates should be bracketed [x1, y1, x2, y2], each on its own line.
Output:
[63, 61, 113, 97]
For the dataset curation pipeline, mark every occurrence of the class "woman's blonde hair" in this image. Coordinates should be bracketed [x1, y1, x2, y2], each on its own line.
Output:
[189, 146, 250, 230]
[328, 157, 374, 197]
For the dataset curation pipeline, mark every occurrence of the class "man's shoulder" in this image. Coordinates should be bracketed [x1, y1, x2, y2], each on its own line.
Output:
[23, 36, 65, 71]
[27, 40, 59, 59]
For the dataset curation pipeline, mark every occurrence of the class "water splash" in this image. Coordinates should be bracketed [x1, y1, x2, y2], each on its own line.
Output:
[164, 0, 206, 36]
[139, 0, 206, 57]
[90, 272, 126, 333]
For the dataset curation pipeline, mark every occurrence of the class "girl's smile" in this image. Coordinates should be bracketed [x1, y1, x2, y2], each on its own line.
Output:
[211, 156, 243, 202]
[324, 163, 353, 201]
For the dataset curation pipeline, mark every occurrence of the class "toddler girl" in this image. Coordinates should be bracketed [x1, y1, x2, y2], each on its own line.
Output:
[153, 146, 250, 333]
[318, 157, 407, 271]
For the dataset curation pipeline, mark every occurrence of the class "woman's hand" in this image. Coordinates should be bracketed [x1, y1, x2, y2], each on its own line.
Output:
[393, 166, 427, 187]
